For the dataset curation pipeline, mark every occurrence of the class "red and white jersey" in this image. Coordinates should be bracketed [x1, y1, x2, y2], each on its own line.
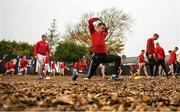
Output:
[82, 59, 87, 67]
[51, 61, 56, 69]
[5, 61, 15, 70]
[138, 53, 145, 63]
[34, 40, 51, 56]
[73, 62, 78, 70]
[20, 59, 29, 68]
[169, 51, 177, 65]
[130, 64, 134, 71]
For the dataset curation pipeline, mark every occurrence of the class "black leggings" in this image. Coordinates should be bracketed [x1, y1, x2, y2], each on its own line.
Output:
[155, 59, 169, 76]
[146, 53, 156, 77]
[87, 53, 121, 79]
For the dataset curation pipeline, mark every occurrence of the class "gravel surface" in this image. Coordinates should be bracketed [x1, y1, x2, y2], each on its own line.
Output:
[0, 75, 180, 111]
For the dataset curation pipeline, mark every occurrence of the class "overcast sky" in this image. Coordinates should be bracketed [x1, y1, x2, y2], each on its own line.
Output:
[0, 0, 179, 56]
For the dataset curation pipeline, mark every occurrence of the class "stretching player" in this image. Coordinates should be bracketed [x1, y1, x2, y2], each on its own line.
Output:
[5, 60, 15, 76]
[18, 56, 29, 76]
[34, 34, 51, 79]
[74, 17, 121, 80]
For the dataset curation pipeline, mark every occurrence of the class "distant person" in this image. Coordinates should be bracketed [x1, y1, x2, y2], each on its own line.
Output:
[169, 47, 178, 78]
[146, 33, 159, 78]
[72, 61, 78, 80]
[34, 34, 51, 79]
[129, 64, 134, 76]
[168, 50, 173, 75]
[50, 61, 56, 77]
[134, 50, 149, 76]
[60, 62, 67, 76]
[154, 42, 169, 77]
[18, 56, 29, 76]
[5, 60, 15, 76]
[82, 57, 88, 73]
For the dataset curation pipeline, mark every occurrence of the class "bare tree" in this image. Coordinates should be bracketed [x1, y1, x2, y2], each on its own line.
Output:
[64, 8, 133, 54]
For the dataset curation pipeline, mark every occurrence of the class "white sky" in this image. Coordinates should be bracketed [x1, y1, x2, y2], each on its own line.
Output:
[0, 0, 180, 56]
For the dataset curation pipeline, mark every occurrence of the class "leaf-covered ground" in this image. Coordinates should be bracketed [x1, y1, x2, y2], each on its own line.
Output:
[0, 75, 180, 111]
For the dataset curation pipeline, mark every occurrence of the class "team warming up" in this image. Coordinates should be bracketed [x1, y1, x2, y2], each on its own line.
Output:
[0, 17, 179, 80]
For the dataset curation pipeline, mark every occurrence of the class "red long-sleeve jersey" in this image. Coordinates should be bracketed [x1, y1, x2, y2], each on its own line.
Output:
[20, 59, 28, 68]
[138, 53, 145, 63]
[51, 62, 56, 69]
[154, 45, 165, 60]
[73, 62, 78, 70]
[169, 51, 177, 64]
[146, 38, 155, 55]
[88, 18, 108, 53]
[5, 61, 15, 70]
[34, 40, 51, 56]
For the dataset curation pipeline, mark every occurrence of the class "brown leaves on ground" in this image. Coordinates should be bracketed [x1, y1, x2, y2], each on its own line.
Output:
[0, 76, 180, 111]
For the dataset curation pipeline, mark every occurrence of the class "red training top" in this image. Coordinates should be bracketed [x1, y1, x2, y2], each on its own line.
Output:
[169, 51, 177, 64]
[51, 61, 56, 69]
[138, 53, 145, 63]
[154, 45, 165, 60]
[20, 59, 29, 68]
[5, 61, 15, 70]
[88, 18, 108, 53]
[73, 62, 78, 70]
[34, 40, 51, 56]
[146, 38, 155, 55]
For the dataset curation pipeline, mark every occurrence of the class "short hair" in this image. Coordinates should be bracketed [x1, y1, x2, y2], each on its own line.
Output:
[168, 50, 172, 53]
[98, 22, 106, 27]
[175, 47, 178, 50]
[156, 42, 160, 46]
[141, 50, 145, 52]
[42, 34, 47, 38]
[153, 33, 159, 37]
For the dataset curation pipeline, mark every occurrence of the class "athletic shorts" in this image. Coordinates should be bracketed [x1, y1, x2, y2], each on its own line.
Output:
[6, 69, 14, 73]
[36, 54, 46, 72]
[19, 67, 27, 71]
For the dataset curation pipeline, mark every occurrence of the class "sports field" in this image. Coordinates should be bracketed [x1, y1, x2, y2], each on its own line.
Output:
[0, 75, 180, 111]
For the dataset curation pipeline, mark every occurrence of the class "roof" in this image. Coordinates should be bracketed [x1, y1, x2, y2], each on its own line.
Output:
[123, 55, 170, 65]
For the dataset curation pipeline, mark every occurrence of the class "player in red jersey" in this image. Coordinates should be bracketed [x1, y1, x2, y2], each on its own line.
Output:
[50, 61, 56, 77]
[34, 34, 51, 78]
[134, 50, 149, 76]
[146, 33, 159, 78]
[60, 62, 66, 76]
[18, 56, 29, 76]
[168, 47, 178, 78]
[73, 17, 121, 81]
[154, 42, 169, 77]
[5, 60, 15, 76]
[129, 64, 134, 76]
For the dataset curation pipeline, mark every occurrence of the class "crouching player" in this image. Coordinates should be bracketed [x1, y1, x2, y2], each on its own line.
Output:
[5, 60, 15, 76]
[18, 56, 29, 76]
